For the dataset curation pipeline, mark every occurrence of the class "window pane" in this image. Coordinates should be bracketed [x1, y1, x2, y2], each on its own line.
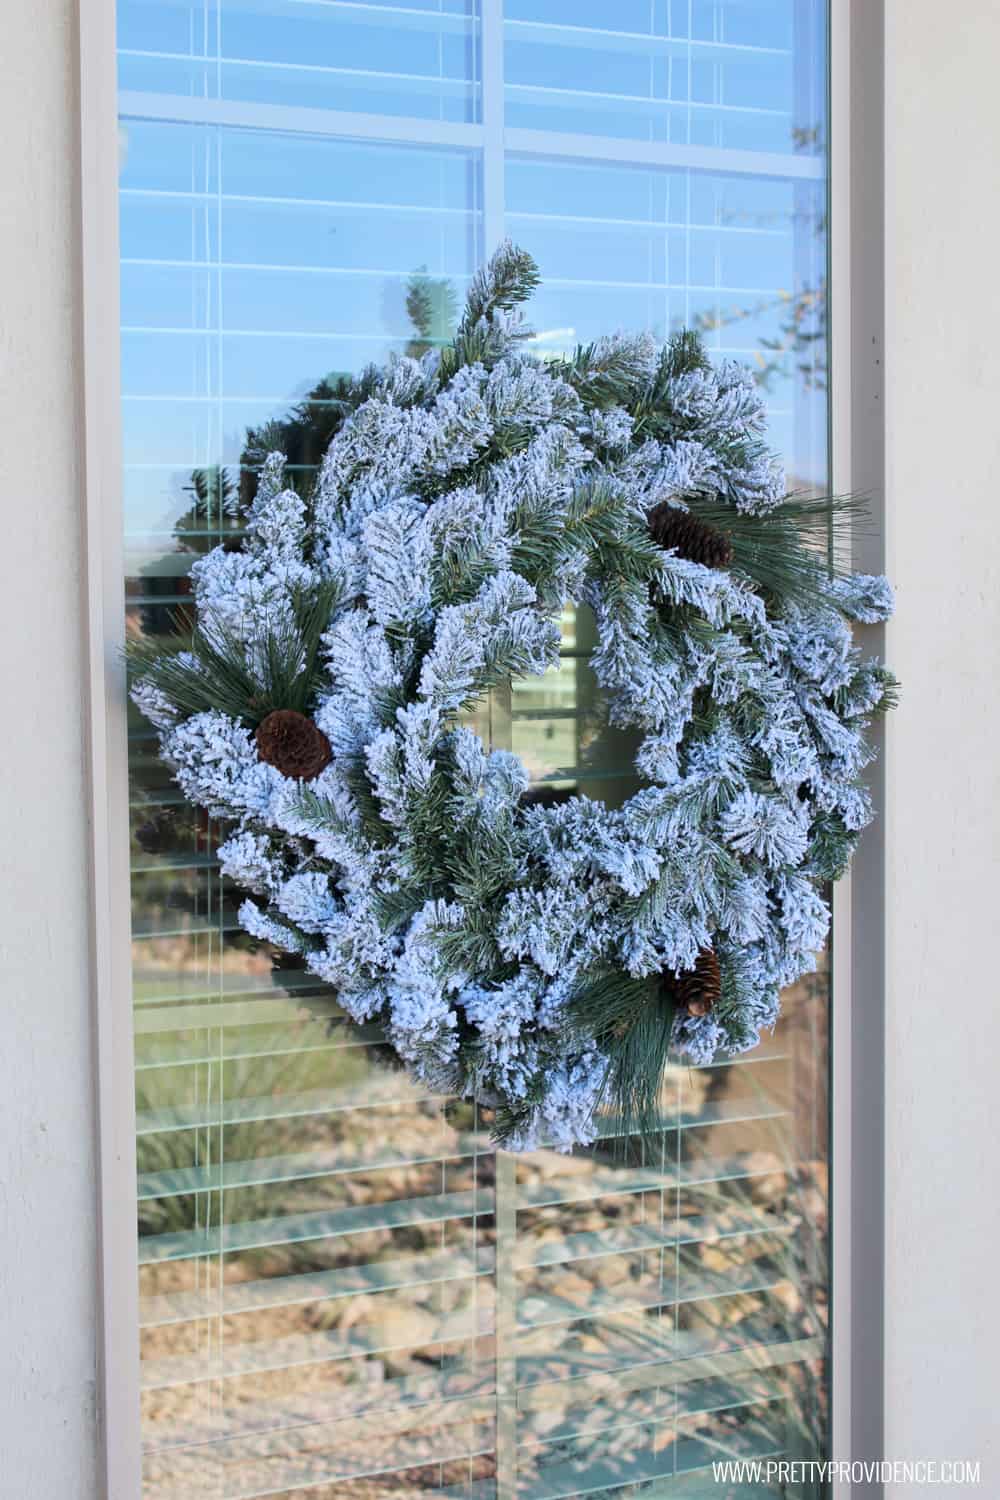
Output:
[504, 0, 825, 156]
[500, 20, 830, 1478]
[506, 155, 827, 490]
[119, 0, 482, 123]
[119, 3, 830, 1495]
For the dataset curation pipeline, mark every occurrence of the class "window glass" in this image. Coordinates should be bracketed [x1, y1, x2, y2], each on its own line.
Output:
[118, 0, 482, 122]
[504, 0, 825, 154]
[120, 4, 830, 1495]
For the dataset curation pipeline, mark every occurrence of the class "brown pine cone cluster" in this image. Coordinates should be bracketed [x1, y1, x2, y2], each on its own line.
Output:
[255, 709, 332, 780]
[669, 947, 722, 1017]
[647, 501, 733, 569]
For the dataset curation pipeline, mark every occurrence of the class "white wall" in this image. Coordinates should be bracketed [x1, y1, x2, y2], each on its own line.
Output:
[0, 1, 101, 1495]
[883, 0, 1000, 1487]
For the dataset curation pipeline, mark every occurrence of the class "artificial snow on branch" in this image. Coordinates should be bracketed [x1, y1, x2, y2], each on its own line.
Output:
[130, 242, 896, 1153]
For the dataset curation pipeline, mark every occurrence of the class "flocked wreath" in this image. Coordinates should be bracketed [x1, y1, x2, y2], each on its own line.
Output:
[130, 243, 896, 1152]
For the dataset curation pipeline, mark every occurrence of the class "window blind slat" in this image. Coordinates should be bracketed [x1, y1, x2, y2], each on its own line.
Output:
[512, 1210, 800, 1272]
[138, 1135, 491, 1200]
[141, 1303, 495, 1390]
[140, 1245, 497, 1328]
[137, 1145, 783, 1203]
[136, 1077, 441, 1135]
[140, 1186, 494, 1264]
[516, 1331, 824, 1412]
[515, 1267, 798, 1332]
[133, 998, 346, 1034]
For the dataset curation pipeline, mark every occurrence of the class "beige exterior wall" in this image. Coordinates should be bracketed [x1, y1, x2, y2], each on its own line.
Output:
[0, 1, 101, 1497]
[1, 0, 1000, 1493]
[883, 0, 1000, 1488]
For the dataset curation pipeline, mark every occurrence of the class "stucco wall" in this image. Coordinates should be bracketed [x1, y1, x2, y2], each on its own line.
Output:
[1, 1, 999, 1495]
[883, 1, 1000, 1488]
[0, 2, 100, 1496]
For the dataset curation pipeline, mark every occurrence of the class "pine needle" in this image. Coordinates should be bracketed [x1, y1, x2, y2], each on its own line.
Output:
[683, 491, 873, 606]
[561, 970, 677, 1147]
[459, 240, 541, 330]
[126, 579, 344, 725]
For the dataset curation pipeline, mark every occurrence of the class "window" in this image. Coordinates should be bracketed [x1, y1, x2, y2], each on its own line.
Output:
[120, 4, 831, 1494]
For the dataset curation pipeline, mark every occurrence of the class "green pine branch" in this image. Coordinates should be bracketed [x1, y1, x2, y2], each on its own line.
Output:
[678, 491, 872, 607]
[459, 240, 541, 331]
[561, 969, 678, 1146]
[127, 578, 344, 726]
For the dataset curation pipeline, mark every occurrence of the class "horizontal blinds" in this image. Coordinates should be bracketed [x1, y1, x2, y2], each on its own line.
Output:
[116, 0, 482, 124]
[121, 4, 829, 1496]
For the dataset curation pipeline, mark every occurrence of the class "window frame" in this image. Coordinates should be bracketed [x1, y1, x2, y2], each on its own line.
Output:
[79, 0, 144, 1491]
[79, 2, 887, 1493]
[829, 1, 887, 1489]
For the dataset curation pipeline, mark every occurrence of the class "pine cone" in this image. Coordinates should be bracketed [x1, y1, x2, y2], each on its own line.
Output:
[648, 502, 733, 569]
[255, 709, 332, 780]
[671, 947, 722, 1017]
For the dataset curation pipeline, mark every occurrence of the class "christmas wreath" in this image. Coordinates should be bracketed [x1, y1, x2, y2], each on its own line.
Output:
[131, 242, 896, 1152]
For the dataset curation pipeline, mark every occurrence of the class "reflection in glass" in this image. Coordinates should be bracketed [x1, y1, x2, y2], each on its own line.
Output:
[504, 0, 825, 156]
[118, 0, 482, 123]
[121, 3, 830, 1494]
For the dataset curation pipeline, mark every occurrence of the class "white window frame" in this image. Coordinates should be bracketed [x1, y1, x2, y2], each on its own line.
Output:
[830, 1, 887, 1489]
[80, 0, 143, 1491]
[79, 2, 888, 1493]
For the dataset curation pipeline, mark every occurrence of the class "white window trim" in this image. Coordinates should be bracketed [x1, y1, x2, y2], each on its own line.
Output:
[80, 2, 888, 1492]
[830, 1, 887, 1491]
[79, 0, 144, 1491]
